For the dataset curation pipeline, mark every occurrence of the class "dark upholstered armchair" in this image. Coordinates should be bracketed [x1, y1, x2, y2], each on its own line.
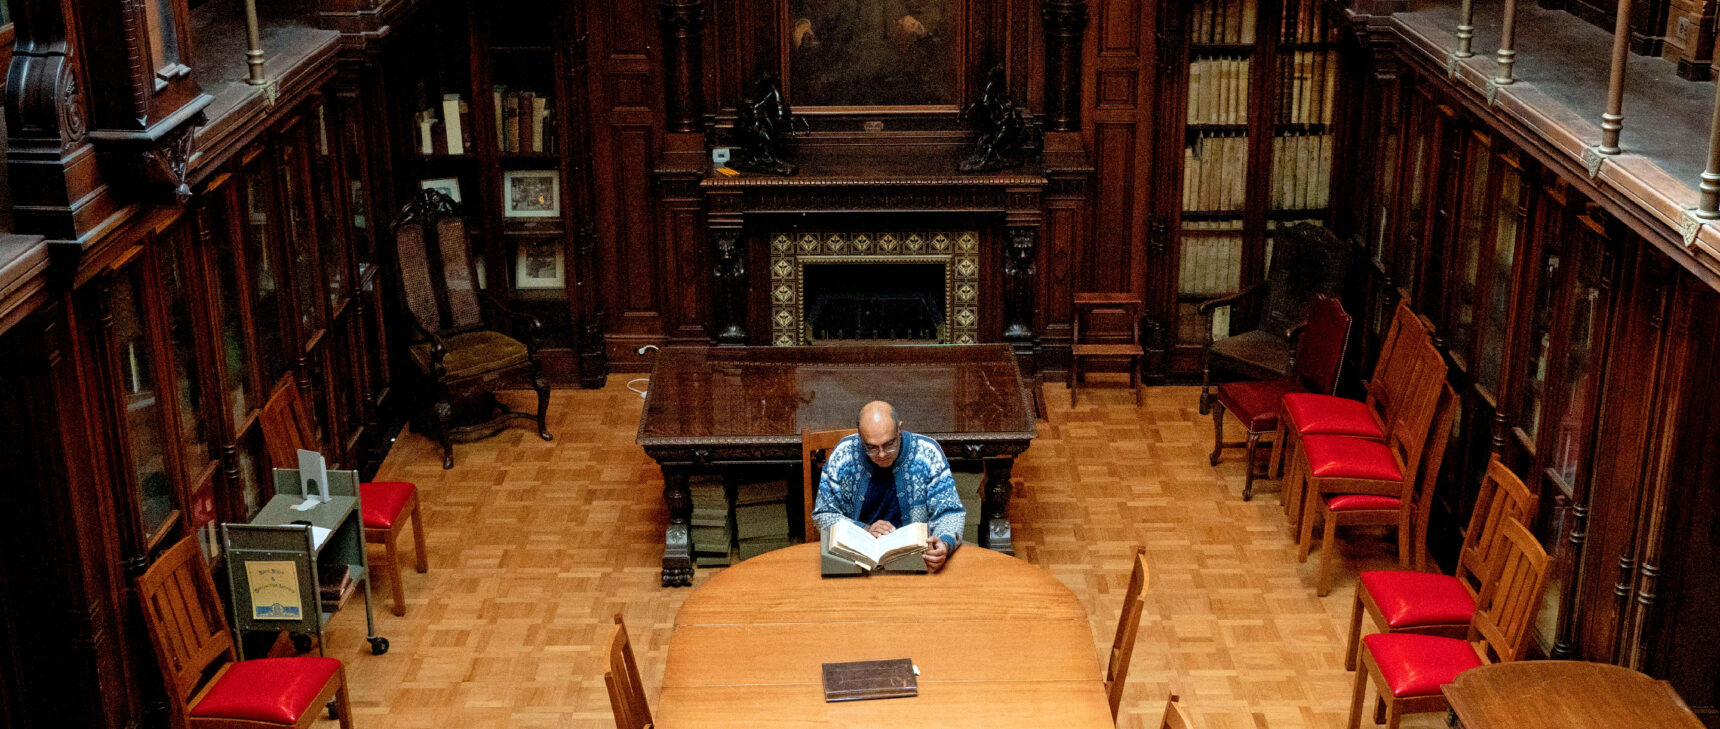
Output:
[1197, 223, 1347, 415]
[389, 190, 552, 468]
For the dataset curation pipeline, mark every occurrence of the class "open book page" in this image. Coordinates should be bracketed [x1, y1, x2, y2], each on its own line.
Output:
[829, 521, 929, 570]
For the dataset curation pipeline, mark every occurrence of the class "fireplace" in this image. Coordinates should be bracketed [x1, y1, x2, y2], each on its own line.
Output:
[767, 231, 981, 346]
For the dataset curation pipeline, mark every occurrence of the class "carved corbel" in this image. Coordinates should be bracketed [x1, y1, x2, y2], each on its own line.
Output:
[1003, 226, 1037, 342]
[139, 110, 205, 204]
[713, 228, 747, 344]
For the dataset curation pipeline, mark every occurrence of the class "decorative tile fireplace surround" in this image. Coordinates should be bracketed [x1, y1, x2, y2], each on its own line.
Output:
[769, 231, 982, 346]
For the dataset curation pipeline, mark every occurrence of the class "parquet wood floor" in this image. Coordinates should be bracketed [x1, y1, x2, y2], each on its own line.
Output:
[323, 383, 1444, 729]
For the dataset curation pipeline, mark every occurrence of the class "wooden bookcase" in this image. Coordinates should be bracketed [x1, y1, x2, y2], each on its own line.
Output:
[398, 0, 599, 385]
[1159, 0, 1341, 375]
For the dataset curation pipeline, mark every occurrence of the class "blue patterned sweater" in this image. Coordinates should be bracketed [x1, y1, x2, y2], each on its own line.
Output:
[813, 431, 966, 551]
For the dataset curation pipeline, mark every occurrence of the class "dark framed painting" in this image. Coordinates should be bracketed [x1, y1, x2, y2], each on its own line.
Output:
[781, 0, 967, 110]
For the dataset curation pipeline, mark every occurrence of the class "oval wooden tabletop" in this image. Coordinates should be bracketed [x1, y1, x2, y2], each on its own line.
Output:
[1443, 660, 1705, 729]
[658, 543, 1115, 729]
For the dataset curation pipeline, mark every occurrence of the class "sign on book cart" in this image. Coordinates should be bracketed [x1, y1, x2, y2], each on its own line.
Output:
[245, 560, 304, 620]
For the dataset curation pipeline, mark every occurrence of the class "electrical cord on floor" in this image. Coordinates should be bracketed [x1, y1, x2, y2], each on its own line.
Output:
[630, 344, 659, 399]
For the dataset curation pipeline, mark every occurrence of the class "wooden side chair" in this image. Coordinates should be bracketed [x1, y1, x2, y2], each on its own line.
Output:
[260, 381, 428, 616]
[1209, 294, 1350, 501]
[1347, 520, 1550, 729]
[801, 428, 857, 542]
[1344, 456, 1535, 671]
[1304, 381, 1455, 596]
[1282, 338, 1447, 534]
[605, 613, 653, 729]
[1158, 696, 1194, 729]
[1107, 546, 1150, 721]
[1268, 301, 1430, 479]
[136, 535, 355, 729]
[1069, 293, 1144, 407]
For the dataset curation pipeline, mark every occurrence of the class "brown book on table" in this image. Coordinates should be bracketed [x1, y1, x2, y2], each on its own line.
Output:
[821, 658, 917, 702]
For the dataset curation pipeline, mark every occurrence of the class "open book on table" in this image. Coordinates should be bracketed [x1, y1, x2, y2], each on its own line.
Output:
[827, 521, 929, 571]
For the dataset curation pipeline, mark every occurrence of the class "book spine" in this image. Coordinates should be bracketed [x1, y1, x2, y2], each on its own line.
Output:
[531, 96, 548, 153]
[442, 94, 464, 156]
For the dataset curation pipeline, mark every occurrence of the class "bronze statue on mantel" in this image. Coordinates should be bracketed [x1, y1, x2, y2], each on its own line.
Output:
[958, 66, 1027, 173]
[730, 73, 799, 176]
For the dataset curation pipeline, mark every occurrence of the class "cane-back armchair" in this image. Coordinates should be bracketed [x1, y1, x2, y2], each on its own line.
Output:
[389, 190, 552, 468]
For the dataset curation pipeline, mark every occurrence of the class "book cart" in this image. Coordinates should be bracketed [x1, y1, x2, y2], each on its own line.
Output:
[222, 468, 388, 658]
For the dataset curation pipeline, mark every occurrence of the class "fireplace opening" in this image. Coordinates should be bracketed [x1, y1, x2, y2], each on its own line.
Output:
[804, 263, 945, 343]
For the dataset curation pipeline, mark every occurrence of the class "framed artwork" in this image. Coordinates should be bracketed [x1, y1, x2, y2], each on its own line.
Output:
[782, 0, 965, 109]
[514, 238, 565, 289]
[503, 170, 560, 218]
[419, 177, 462, 204]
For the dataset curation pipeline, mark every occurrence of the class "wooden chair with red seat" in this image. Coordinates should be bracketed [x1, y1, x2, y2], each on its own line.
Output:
[605, 613, 653, 729]
[1280, 336, 1447, 534]
[1069, 293, 1144, 407]
[1157, 696, 1194, 729]
[1209, 294, 1350, 501]
[1303, 380, 1455, 596]
[801, 428, 858, 542]
[1268, 301, 1430, 481]
[1347, 519, 1551, 729]
[136, 535, 355, 729]
[1343, 455, 1535, 671]
[259, 381, 427, 616]
[1106, 546, 1150, 721]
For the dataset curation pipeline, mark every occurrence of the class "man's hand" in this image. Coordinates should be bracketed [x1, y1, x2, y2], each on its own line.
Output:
[867, 520, 895, 537]
[922, 537, 949, 573]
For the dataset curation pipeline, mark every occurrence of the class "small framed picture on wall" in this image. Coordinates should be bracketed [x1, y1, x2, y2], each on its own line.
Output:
[514, 238, 565, 289]
[502, 170, 560, 218]
[419, 177, 462, 203]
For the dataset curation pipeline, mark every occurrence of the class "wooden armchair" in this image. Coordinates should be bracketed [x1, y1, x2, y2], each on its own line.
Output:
[135, 535, 355, 729]
[605, 613, 653, 729]
[1197, 223, 1347, 414]
[801, 428, 857, 542]
[390, 190, 552, 469]
[1107, 546, 1150, 721]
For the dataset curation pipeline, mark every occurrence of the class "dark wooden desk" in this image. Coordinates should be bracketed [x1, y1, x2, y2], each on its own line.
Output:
[1443, 661, 1705, 729]
[638, 344, 1036, 586]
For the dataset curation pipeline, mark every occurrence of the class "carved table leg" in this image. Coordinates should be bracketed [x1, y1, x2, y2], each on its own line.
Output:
[981, 457, 1016, 555]
[661, 468, 694, 586]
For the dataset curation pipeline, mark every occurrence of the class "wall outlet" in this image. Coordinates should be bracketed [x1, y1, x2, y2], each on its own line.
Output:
[711, 147, 731, 167]
[1678, 16, 1692, 40]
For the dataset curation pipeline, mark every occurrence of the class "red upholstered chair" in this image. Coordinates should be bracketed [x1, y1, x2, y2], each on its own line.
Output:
[259, 381, 428, 616]
[1347, 520, 1550, 729]
[1268, 301, 1430, 482]
[1209, 295, 1350, 501]
[1287, 341, 1448, 595]
[1305, 382, 1455, 596]
[136, 535, 355, 729]
[1342, 456, 1535, 671]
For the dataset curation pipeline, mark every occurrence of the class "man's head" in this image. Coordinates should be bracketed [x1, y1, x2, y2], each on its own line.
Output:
[857, 400, 903, 468]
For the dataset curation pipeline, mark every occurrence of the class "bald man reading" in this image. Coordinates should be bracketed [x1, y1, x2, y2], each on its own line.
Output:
[812, 401, 966, 572]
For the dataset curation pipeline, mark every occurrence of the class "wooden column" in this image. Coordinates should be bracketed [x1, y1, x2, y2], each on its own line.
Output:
[658, 0, 706, 134]
[1601, 0, 1636, 153]
[568, 7, 609, 385]
[1041, 0, 1089, 132]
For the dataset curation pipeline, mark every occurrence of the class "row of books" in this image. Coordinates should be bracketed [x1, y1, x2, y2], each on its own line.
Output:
[1182, 133, 1250, 214]
[413, 89, 555, 156]
[1191, 0, 1258, 46]
[1269, 133, 1334, 212]
[735, 480, 792, 561]
[318, 563, 354, 614]
[1276, 50, 1339, 127]
[494, 87, 554, 154]
[1187, 57, 1251, 126]
[690, 476, 732, 567]
[1178, 227, 1245, 297]
[1279, 0, 1337, 46]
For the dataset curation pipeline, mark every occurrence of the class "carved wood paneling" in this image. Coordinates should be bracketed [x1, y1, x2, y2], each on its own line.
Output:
[1081, 0, 1155, 311]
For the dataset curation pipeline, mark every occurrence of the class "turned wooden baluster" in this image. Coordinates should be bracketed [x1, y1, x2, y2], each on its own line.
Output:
[1494, 0, 1518, 84]
[244, 0, 266, 84]
[1599, 0, 1636, 154]
[1697, 58, 1720, 218]
[1456, 0, 1476, 58]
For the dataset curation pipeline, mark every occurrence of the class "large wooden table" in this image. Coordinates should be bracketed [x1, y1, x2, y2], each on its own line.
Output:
[638, 344, 1036, 586]
[657, 543, 1114, 729]
[1443, 660, 1705, 729]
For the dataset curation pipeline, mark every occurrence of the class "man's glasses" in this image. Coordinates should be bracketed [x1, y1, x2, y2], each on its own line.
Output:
[864, 432, 902, 458]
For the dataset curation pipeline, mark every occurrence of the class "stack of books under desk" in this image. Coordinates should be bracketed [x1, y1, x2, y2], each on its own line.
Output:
[690, 476, 734, 568]
[954, 470, 983, 545]
[735, 479, 792, 561]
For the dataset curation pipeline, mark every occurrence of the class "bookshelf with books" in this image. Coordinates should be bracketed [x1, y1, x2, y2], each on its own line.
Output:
[397, 0, 599, 383]
[1159, 0, 1342, 368]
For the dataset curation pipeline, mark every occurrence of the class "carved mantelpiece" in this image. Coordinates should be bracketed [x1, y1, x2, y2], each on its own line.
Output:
[700, 146, 1048, 374]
